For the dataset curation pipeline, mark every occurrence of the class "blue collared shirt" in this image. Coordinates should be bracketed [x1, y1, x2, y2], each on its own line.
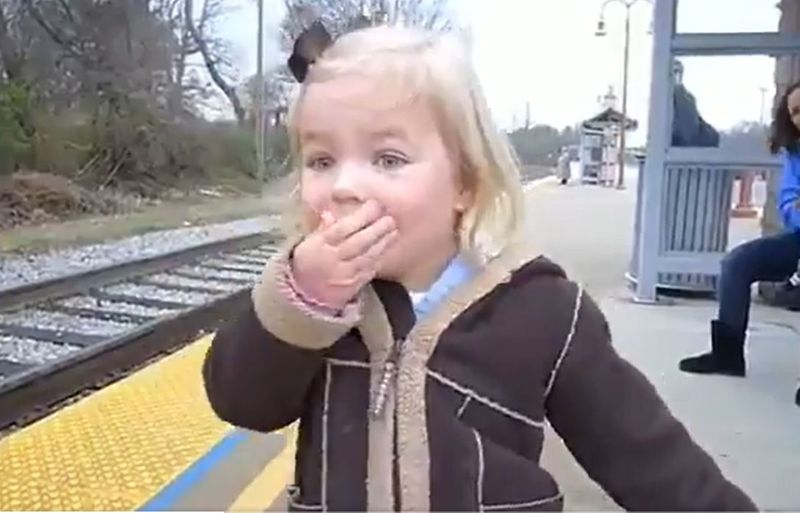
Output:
[409, 254, 478, 322]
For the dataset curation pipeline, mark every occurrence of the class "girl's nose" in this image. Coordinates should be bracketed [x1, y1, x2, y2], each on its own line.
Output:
[331, 161, 369, 207]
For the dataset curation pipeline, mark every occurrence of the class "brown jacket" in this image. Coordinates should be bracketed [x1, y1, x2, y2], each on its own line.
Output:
[203, 243, 756, 511]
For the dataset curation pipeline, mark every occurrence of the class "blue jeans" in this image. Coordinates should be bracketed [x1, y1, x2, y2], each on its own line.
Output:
[718, 231, 800, 337]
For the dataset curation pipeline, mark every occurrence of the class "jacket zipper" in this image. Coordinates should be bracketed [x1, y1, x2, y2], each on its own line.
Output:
[393, 398, 401, 511]
[370, 338, 405, 511]
[370, 338, 404, 420]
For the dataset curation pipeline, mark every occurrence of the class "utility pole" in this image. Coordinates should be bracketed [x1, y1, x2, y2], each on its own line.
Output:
[618, 7, 631, 189]
[595, 0, 654, 190]
[525, 101, 531, 130]
[255, 0, 266, 194]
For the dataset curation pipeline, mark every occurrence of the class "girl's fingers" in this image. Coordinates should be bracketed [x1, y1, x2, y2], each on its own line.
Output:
[350, 229, 398, 272]
[322, 200, 383, 245]
[327, 231, 397, 287]
[336, 216, 396, 260]
[327, 275, 362, 288]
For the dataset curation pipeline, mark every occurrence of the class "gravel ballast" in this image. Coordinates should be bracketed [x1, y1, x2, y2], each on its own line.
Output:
[0, 335, 81, 365]
[0, 216, 276, 292]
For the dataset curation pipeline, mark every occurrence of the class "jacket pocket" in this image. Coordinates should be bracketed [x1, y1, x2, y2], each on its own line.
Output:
[459, 399, 562, 512]
[470, 428, 564, 511]
[287, 485, 323, 512]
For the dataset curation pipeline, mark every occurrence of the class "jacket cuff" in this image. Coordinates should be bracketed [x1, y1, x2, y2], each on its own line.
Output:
[251, 242, 362, 350]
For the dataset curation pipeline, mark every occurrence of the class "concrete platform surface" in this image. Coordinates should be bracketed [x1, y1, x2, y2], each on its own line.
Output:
[530, 172, 800, 511]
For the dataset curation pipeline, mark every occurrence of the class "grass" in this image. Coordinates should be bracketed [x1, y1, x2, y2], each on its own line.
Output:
[0, 178, 294, 254]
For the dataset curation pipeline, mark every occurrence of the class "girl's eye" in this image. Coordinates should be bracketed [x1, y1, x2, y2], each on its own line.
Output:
[375, 152, 409, 170]
[307, 156, 335, 171]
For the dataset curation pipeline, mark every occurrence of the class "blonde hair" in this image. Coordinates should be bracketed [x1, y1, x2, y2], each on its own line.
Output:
[284, 25, 526, 261]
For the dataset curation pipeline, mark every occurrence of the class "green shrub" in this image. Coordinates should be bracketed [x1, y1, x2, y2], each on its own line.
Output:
[0, 82, 34, 175]
[0, 86, 280, 195]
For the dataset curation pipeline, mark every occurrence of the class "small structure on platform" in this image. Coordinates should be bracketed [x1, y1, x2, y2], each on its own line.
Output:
[579, 87, 638, 186]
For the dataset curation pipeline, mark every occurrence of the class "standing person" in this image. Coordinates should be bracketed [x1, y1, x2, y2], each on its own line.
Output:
[680, 80, 800, 408]
[203, 23, 756, 511]
[557, 148, 571, 185]
[671, 59, 720, 148]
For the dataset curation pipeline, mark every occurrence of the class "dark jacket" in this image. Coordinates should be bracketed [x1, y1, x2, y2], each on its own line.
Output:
[203, 241, 756, 511]
[672, 83, 720, 148]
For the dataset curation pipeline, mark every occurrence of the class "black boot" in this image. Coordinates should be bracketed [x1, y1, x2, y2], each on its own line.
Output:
[795, 385, 799, 407]
[679, 320, 746, 377]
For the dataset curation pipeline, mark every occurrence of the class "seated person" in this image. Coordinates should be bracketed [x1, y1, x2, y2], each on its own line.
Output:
[679, 80, 800, 408]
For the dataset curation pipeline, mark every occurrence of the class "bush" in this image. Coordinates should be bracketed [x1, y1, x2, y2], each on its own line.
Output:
[1, 88, 281, 203]
[31, 111, 94, 177]
[200, 123, 258, 179]
[0, 172, 119, 229]
[0, 82, 35, 176]
[265, 125, 290, 178]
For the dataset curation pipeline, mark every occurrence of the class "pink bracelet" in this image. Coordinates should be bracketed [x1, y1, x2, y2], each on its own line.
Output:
[283, 262, 348, 317]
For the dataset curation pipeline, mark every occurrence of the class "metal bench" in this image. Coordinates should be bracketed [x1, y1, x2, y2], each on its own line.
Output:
[629, 148, 782, 294]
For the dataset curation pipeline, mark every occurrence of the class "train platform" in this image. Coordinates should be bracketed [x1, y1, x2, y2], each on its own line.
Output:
[0, 171, 798, 511]
[0, 335, 293, 511]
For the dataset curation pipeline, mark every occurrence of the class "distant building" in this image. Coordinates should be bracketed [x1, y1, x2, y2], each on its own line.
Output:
[579, 92, 638, 186]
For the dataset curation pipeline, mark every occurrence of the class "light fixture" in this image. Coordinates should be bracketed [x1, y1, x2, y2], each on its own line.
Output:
[595, 18, 607, 37]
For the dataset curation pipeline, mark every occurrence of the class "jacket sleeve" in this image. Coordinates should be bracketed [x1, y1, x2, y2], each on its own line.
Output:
[202, 246, 361, 433]
[778, 152, 800, 232]
[545, 288, 757, 511]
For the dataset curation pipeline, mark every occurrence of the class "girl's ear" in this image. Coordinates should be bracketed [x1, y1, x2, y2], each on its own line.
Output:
[453, 158, 475, 213]
[454, 185, 474, 213]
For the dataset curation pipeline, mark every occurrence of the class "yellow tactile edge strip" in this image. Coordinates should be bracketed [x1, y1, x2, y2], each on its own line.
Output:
[0, 335, 231, 511]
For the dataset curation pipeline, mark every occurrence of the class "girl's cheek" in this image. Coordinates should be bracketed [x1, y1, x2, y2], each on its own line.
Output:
[299, 201, 323, 232]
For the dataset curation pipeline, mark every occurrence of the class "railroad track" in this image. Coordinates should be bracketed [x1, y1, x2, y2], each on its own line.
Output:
[0, 230, 283, 430]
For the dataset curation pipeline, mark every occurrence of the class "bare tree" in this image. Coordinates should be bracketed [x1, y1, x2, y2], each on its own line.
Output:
[150, 0, 195, 118]
[184, 0, 245, 125]
[0, 0, 265, 199]
[388, 0, 451, 30]
[279, 0, 452, 50]
[22, 0, 173, 107]
[244, 66, 294, 126]
[0, 2, 24, 81]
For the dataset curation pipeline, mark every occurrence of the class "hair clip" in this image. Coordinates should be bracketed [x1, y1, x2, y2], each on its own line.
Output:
[287, 20, 334, 83]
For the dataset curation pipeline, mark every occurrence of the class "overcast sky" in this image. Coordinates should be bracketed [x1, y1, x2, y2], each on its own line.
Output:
[216, 0, 781, 146]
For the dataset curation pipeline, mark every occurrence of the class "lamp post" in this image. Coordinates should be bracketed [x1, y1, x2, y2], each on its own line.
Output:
[255, 0, 266, 194]
[595, 0, 653, 190]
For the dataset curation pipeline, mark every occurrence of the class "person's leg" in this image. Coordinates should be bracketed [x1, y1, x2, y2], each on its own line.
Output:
[718, 232, 800, 333]
[680, 231, 800, 376]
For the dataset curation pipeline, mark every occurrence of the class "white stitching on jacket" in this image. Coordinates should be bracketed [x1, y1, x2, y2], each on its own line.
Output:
[287, 486, 323, 511]
[321, 362, 332, 512]
[472, 429, 485, 512]
[427, 370, 544, 429]
[456, 395, 472, 418]
[483, 492, 564, 511]
[544, 286, 583, 397]
[325, 358, 372, 369]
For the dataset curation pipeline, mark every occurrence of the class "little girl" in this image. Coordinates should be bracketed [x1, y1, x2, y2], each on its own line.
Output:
[203, 24, 755, 511]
